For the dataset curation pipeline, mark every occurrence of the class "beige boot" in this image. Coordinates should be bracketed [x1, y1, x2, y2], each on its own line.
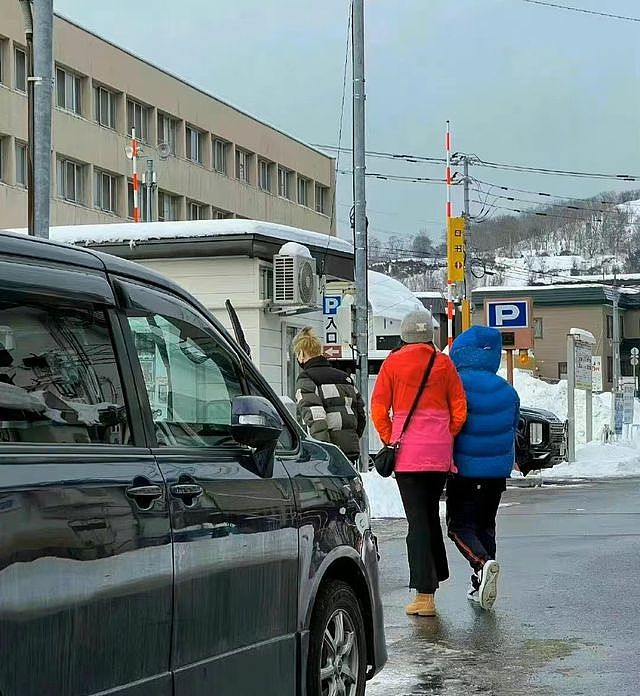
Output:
[405, 593, 436, 617]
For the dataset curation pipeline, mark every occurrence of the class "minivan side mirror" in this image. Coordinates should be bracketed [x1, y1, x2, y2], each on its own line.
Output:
[231, 395, 283, 451]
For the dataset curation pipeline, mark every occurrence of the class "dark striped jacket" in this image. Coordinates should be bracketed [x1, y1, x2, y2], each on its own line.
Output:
[295, 356, 366, 459]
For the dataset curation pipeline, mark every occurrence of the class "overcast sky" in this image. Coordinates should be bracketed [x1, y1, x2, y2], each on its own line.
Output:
[54, 0, 640, 244]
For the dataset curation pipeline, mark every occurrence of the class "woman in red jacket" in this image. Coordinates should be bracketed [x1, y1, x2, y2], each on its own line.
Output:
[371, 309, 467, 617]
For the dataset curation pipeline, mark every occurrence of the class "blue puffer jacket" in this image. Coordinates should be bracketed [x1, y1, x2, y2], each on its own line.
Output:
[450, 326, 520, 478]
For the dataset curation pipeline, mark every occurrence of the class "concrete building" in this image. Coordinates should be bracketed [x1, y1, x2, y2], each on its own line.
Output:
[472, 284, 640, 388]
[0, 2, 335, 233]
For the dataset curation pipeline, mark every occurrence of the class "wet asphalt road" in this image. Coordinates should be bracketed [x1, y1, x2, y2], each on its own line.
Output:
[366, 479, 640, 696]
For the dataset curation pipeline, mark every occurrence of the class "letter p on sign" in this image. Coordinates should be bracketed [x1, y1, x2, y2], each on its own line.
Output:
[486, 300, 529, 329]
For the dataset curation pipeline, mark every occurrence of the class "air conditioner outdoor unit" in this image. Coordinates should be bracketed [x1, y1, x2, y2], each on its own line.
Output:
[273, 254, 319, 309]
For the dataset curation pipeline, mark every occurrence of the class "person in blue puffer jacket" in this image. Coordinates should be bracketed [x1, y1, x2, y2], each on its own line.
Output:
[447, 325, 520, 610]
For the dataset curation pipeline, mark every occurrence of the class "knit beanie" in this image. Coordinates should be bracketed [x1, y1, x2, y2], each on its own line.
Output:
[400, 309, 434, 344]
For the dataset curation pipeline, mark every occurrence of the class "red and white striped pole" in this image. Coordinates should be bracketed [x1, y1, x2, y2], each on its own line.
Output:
[445, 121, 454, 349]
[131, 128, 140, 223]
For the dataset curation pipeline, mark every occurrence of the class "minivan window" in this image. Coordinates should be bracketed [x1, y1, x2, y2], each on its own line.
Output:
[128, 313, 243, 448]
[0, 301, 129, 445]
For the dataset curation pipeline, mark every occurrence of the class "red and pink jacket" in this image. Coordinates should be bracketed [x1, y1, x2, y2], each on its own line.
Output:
[371, 343, 467, 473]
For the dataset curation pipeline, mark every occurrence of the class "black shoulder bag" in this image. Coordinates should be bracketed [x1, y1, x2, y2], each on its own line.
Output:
[373, 347, 437, 477]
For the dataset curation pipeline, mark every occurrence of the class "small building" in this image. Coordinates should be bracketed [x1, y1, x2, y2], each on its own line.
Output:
[472, 284, 640, 387]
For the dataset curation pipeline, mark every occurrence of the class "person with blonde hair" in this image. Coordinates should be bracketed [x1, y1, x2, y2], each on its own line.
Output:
[293, 327, 366, 463]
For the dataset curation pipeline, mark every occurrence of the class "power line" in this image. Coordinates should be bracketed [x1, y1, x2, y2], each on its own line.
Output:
[471, 176, 634, 206]
[337, 169, 446, 184]
[471, 199, 604, 222]
[522, 0, 640, 23]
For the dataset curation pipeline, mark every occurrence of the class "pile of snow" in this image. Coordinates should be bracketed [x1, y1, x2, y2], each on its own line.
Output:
[545, 442, 640, 480]
[368, 271, 429, 321]
[508, 369, 625, 444]
[278, 241, 312, 258]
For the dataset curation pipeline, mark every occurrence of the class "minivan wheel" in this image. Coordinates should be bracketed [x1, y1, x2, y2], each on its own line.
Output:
[307, 580, 367, 696]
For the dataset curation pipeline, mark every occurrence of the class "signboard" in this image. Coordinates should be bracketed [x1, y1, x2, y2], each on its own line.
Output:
[622, 379, 635, 425]
[446, 217, 465, 283]
[574, 339, 594, 391]
[323, 294, 341, 350]
[484, 297, 534, 350]
[591, 356, 603, 392]
[614, 393, 624, 435]
[486, 301, 529, 329]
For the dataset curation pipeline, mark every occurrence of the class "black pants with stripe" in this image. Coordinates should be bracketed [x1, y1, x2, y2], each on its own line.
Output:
[446, 476, 506, 573]
[396, 472, 449, 594]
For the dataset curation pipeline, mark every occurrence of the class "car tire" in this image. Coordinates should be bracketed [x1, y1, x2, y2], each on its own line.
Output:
[307, 580, 367, 696]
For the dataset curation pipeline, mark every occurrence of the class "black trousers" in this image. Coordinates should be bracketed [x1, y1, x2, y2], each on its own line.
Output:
[446, 476, 506, 574]
[396, 472, 449, 594]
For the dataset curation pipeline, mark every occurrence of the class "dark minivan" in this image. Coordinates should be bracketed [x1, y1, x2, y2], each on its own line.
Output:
[0, 232, 386, 696]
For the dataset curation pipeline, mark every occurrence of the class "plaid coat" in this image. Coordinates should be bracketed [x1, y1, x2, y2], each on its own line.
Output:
[295, 356, 366, 459]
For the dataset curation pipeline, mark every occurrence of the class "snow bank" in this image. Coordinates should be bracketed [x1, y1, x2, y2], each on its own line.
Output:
[368, 271, 429, 321]
[361, 472, 406, 518]
[506, 369, 640, 443]
[544, 442, 640, 479]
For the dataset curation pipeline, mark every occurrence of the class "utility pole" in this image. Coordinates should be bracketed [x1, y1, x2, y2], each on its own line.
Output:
[610, 269, 621, 434]
[461, 155, 472, 330]
[352, 0, 369, 471]
[19, 0, 53, 238]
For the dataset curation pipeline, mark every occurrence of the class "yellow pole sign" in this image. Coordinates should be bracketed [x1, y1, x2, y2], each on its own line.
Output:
[447, 216, 465, 283]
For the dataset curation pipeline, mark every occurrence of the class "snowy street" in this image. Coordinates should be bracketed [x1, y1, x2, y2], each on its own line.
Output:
[367, 479, 640, 696]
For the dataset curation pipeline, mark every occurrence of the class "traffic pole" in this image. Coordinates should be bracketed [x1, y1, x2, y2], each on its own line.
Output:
[445, 121, 454, 349]
[461, 155, 472, 330]
[131, 129, 140, 223]
[352, 0, 369, 471]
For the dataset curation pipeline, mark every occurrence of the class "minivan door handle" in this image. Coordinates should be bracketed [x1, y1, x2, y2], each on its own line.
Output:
[170, 482, 204, 507]
[126, 483, 164, 510]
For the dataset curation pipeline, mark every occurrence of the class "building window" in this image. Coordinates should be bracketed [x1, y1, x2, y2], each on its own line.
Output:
[158, 113, 178, 155]
[94, 170, 118, 213]
[0, 136, 5, 182]
[606, 314, 613, 339]
[558, 361, 567, 380]
[533, 317, 543, 340]
[186, 125, 205, 164]
[94, 85, 116, 128]
[188, 201, 207, 220]
[607, 356, 613, 382]
[278, 167, 292, 199]
[56, 67, 82, 115]
[15, 141, 27, 187]
[258, 159, 273, 193]
[127, 99, 149, 142]
[14, 47, 26, 92]
[259, 267, 274, 301]
[235, 148, 253, 184]
[213, 139, 228, 175]
[158, 190, 180, 222]
[212, 208, 232, 220]
[0, 39, 6, 85]
[297, 176, 310, 207]
[127, 180, 149, 221]
[57, 158, 85, 204]
[315, 183, 328, 214]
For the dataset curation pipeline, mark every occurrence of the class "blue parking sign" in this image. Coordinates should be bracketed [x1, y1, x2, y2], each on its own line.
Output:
[486, 300, 529, 329]
[323, 296, 342, 315]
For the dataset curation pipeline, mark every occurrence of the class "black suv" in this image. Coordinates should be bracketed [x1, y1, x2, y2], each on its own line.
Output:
[516, 406, 568, 475]
[0, 232, 386, 696]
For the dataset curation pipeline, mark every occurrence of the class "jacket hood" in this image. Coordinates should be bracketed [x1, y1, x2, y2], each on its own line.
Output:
[450, 325, 502, 373]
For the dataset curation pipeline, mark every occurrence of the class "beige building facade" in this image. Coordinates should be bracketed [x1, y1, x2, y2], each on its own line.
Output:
[0, 2, 335, 233]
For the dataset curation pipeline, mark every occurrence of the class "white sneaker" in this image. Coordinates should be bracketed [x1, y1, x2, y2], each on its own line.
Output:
[478, 560, 500, 610]
[467, 584, 480, 604]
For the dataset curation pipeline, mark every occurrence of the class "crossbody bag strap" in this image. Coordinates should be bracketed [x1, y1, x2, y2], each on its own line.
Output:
[397, 346, 437, 443]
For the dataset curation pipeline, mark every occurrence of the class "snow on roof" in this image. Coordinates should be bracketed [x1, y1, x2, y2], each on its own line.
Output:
[368, 270, 425, 321]
[24, 220, 353, 255]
